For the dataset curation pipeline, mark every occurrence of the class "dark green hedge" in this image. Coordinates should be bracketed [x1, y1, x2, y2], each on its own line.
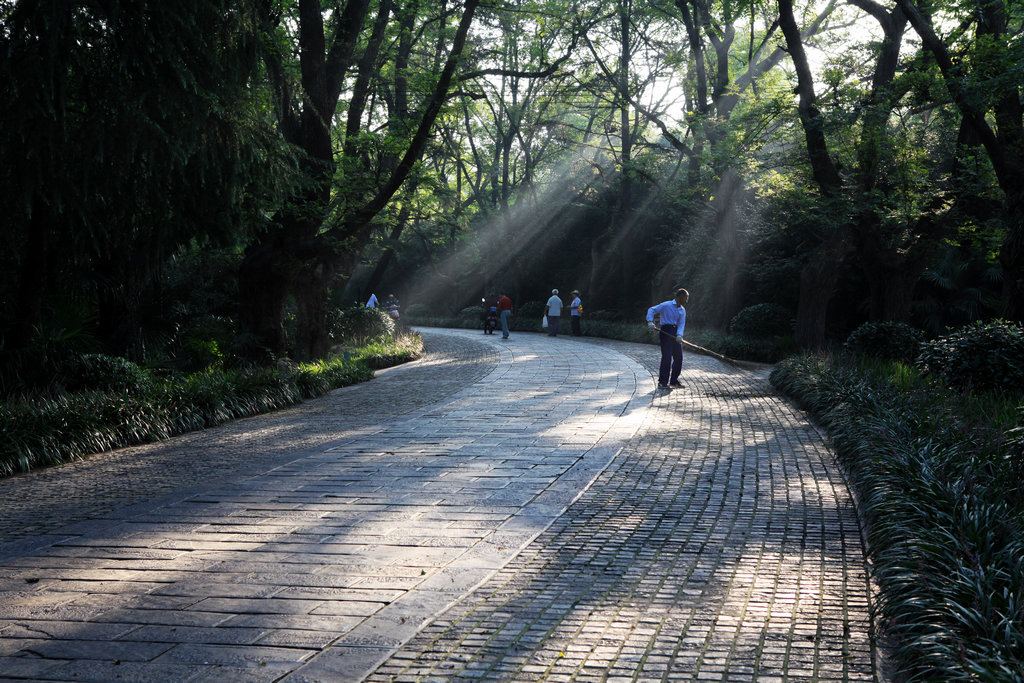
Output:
[771, 356, 1024, 680]
[0, 333, 428, 477]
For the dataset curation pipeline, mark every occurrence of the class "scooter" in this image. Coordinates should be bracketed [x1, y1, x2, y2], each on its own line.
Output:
[482, 299, 498, 334]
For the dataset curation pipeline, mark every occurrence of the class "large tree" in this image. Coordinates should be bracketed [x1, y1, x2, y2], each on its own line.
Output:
[777, 0, 963, 345]
[238, 0, 480, 361]
[894, 0, 1024, 321]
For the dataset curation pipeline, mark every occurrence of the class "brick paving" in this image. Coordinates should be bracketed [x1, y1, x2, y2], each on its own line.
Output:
[0, 328, 877, 681]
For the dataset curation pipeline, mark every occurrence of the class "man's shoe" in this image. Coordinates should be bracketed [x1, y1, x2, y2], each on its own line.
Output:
[669, 381, 683, 387]
[658, 383, 671, 389]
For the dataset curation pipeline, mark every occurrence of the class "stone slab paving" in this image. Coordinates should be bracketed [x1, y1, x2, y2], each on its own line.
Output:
[0, 332, 498, 550]
[0, 328, 878, 682]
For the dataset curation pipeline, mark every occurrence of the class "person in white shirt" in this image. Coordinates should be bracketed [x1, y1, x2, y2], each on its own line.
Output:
[366, 293, 378, 308]
[545, 289, 563, 337]
[569, 290, 583, 337]
[646, 288, 689, 389]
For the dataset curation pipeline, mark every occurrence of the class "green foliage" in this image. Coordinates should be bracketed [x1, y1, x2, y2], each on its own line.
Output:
[456, 305, 487, 326]
[0, 312, 100, 396]
[59, 354, 152, 394]
[771, 356, 1024, 679]
[404, 303, 431, 318]
[587, 309, 625, 321]
[0, 335, 428, 476]
[328, 306, 395, 346]
[352, 333, 424, 370]
[913, 245, 1002, 335]
[516, 301, 545, 320]
[728, 303, 794, 339]
[843, 321, 925, 363]
[916, 320, 1024, 394]
[580, 320, 657, 345]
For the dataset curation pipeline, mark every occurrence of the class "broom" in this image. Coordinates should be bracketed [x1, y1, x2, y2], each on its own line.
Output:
[651, 326, 766, 373]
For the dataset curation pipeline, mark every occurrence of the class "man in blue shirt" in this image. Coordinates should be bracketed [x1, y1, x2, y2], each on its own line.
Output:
[646, 288, 689, 389]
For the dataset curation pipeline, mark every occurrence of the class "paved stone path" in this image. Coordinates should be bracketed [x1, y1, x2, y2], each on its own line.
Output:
[0, 328, 877, 682]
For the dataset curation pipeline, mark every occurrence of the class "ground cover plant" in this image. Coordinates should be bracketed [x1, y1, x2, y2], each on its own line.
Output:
[771, 324, 1024, 680]
[0, 318, 422, 478]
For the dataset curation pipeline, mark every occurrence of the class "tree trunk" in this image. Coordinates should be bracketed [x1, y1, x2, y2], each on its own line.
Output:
[9, 198, 50, 349]
[779, 0, 846, 348]
[709, 170, 744, 330]
[1000, 188, 1024, 321]
[294, 259, 335, 361]
[795, 227, 854, 348]
[238, 232, 295, 362]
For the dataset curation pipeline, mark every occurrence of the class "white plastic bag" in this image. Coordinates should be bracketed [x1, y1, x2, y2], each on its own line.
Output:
[541, 316, 548, 329]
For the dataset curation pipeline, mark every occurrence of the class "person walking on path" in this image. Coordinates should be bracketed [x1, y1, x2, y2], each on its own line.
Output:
[569, 290, 583, 337]
[498, 291, 513, 339]
[647, 288, 688, 389]
[545, 289, 563, 336]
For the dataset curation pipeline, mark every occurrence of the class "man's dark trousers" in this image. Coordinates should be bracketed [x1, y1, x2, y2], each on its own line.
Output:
[658, 324, 682, 384]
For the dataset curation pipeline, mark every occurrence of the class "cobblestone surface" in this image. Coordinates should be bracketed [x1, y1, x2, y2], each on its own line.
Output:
[365, 343, 874, 682]
[0, 328, 877, 682]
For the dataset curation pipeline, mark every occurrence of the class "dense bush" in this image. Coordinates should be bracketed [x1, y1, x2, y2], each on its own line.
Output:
[404, 303, 431, 319]
[587, 309, 624, 321]
[771, 356, 1024, 679]
[916, 320, 1024, 394]
[59, 353, 152, 394]
[581, 319, 655, 344]
[353, 333, 424, 369]
[843, 321, 924, 362]
[456, 304, 488, 327]
[728, 303, 794, 339]
[0, 311, 101, 397]
[516, 301, 544, 320]
[174, 314, 235, 371]
[328, 305, 395, 346]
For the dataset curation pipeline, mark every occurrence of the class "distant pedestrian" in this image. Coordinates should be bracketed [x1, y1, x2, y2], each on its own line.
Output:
[366, 293, 378, 308]
[498, 291, 513, 339]
[386, 294, 400, 319]
[646, 288, 689, 389]
[569, 290, 583, 337]
[545, 289, 563, 336]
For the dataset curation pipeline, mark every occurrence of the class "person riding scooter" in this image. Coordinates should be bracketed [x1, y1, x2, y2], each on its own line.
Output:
[482, 297, 498, 334]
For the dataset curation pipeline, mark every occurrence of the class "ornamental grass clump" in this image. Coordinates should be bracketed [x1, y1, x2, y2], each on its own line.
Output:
[771, 356, 1024, 680]
[0, 336, 405, 477]
[353, 333, 424, 369]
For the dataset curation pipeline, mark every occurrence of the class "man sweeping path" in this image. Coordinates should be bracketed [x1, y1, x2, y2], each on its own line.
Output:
[647, 287, 689, 389]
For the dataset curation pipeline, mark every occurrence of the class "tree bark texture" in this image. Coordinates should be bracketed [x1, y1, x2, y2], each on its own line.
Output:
[778, 0, 848, 348]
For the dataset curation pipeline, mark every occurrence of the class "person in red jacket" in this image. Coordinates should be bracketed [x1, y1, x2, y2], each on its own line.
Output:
[497, 291, 513, 339]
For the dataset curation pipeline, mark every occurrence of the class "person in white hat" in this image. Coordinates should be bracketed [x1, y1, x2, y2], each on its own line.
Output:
[545, 289, 563, 336]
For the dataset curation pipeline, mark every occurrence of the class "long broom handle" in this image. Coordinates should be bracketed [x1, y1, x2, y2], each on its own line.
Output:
[648, 323, 754, 371]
